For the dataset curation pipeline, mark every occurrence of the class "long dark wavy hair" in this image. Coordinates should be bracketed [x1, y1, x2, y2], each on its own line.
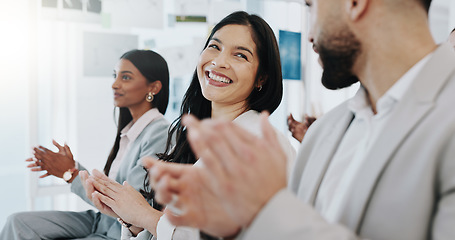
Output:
[104, 49, 170, 176]
[142, 12, 282, 238]
[158, 11, 282, 166]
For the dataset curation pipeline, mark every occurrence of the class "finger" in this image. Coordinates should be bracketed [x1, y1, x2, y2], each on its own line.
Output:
[181, 114, 201, 130]
[79, 170, 89, 191]
[121, 181, 137, 192]
[154, 174, 180, 204]
[182, 115, 207, 159]
[166, 194, 184, 217]
[142, 156, 158, 169]
[289, 126, 296, 133]
[63, 144, 73, 159]
[33, 148, 44, 159]
[38, 146, 53, 154]
[91, 169, 122, 190]
[287, 113, 295, 125]
[149, 161, 186, 191]
[30, 167, 44, 172]
[80, 171, 90, 189]
[92, 169, 114, 181]
[184, 123, 226, 178]
[183, 115, 219, 157]
[220, 121, 267, 178]
[91, 191, 104, 209]
[92, 169, 108, 178]
[25, 157, 35, 162]
[34, 147, 55, 162]
[39, 172, 50, 178]
[84, 178, 96, 201]
[92, 169, 117, 183]
[91, 191, 114, 214]
[79, 170, 89, 181]
[89, 174, 120, 196]
[90, 176, 115, 195]
[92, 190, 115, 206]
[150, 160, 188, 181]
[52, 139, 65, 153]
[26, 162, 39, 168]
[183, 115, 244, 179]
[202, 123, 242, 176]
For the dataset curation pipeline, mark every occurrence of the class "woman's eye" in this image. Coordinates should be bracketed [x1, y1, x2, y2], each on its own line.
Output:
[235, 53, 248, 60]
[112, 73, 117, 78]
[122, 75, 131, 80]
[208, 44, 220, 50]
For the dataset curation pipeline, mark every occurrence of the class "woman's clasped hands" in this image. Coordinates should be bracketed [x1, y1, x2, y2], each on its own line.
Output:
[80, 169, 162, 236]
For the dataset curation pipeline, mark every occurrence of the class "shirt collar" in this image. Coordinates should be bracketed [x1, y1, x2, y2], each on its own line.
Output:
[349, 51, 433, 118]
[384, 52, 433, 102]
[120, 108, 163, 142]
[348, 87, 374, 120]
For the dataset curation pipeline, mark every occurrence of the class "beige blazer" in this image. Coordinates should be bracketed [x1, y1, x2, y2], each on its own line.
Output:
[241, 43, 455, 240]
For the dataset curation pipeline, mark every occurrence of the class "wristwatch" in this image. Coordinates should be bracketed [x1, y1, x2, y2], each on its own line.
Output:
[63, 168, 77, 182]
[63, 161, 79, 183]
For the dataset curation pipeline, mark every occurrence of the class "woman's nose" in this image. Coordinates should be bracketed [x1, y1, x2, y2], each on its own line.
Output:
[112, 78, 120, 89]
[211, 53, 230, 69]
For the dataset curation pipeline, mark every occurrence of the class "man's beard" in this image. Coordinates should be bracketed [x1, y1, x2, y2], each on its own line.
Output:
[317, 27, 361, 90]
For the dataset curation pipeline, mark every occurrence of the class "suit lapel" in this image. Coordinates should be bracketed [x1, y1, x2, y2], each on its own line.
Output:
[296, 109, 354, 204]
[337, 43, 455, 232]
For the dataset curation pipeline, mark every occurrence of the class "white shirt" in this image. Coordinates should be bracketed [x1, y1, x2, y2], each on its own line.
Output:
[315, 53, 432, 223]
[109, 108, 163, 180]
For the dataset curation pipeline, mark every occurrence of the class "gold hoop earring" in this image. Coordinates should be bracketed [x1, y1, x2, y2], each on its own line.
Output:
[146, 92, 154, 102]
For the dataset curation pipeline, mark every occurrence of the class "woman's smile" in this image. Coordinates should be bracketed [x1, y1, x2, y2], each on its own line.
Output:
[205, 70, 233, 87]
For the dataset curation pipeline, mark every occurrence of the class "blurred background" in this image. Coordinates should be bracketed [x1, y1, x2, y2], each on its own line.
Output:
[0, 0, 453, 226]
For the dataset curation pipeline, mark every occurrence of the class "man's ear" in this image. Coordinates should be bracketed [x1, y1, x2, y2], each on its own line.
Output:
[346, 0, 369, 21]
[149, 80, 162, 94]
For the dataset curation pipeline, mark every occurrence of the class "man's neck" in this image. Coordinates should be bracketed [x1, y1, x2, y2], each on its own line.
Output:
[355, 32, 437, 113]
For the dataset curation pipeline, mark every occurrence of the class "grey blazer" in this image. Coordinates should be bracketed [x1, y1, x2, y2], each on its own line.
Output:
[70, 116, 170, 239]
[241, 43, 455, 240]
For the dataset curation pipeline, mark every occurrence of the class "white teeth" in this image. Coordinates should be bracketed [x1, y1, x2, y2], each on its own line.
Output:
[209, 72, 231, 84]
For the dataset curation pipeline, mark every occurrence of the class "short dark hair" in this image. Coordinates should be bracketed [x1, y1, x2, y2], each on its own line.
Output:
[451, 27, 455, 34]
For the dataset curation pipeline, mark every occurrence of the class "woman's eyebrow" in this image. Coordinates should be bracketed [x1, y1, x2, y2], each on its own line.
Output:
[236, 46, 253, 57]
[211, 37, 254, 56]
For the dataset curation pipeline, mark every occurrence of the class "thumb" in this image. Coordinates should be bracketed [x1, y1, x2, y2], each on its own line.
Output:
[142, 156, 158, 169]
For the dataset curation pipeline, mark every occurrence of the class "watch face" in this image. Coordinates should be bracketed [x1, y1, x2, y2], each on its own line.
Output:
[63, 171, 72, 181]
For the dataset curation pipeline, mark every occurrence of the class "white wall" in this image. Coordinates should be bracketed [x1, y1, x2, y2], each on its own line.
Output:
[0, 0, 35, 228]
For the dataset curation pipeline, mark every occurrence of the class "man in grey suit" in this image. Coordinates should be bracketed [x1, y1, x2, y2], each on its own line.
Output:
[147, 0, 455, 239]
